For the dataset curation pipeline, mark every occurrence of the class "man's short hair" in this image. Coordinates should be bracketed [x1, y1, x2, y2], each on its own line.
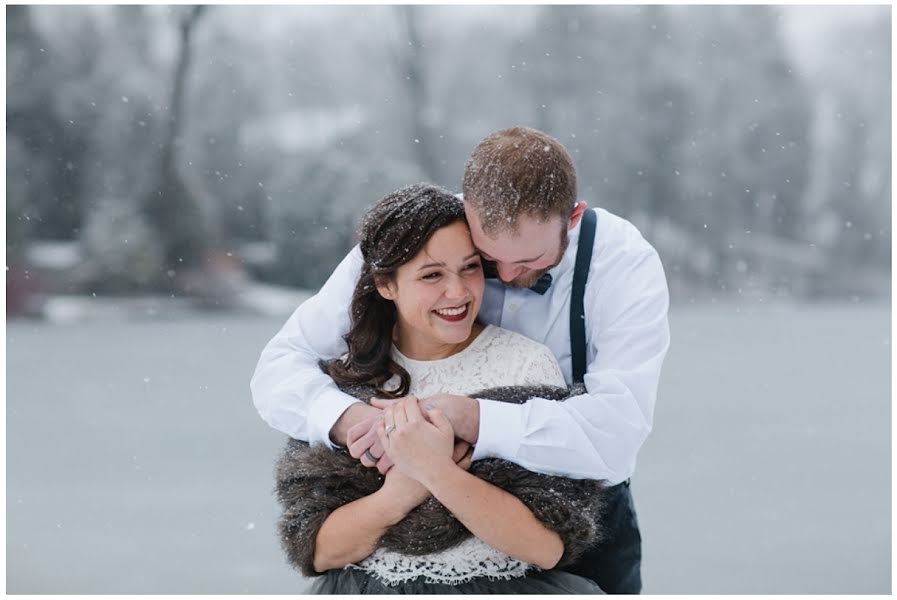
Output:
[462, 126, 577, 235]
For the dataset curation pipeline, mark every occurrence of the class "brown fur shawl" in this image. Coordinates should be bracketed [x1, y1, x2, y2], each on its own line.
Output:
[275, 383, 605, 577]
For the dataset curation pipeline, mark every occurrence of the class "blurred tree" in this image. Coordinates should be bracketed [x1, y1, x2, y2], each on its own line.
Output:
[393, 6, 440, 183]
[666, 6, 812, 292]
[618, 6, 691, 238]
[7, 135, 43, 316]
[6, 134, 32, 264]
[184, 11, 272, 242]
[259, 137, 425, 287]
[77, 6, 170, 293]
[512, 6, 693, 231]
[6, 5, 93, 240]
[809, 13, 890, 272]
[140, 5, 221, 282]
[5, 5, 887, 301]
[519, 6, 610, 137]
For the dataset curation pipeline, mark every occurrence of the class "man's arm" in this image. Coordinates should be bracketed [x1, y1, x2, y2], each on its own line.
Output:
[473, 247, 671, 482]
[250, 246, 373, 446]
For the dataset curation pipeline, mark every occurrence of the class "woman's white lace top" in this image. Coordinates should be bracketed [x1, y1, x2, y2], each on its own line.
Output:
[353, 325, 565, 585]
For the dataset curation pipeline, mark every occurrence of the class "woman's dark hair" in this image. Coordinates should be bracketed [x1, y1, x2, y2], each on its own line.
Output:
[320, 183, 466, 397]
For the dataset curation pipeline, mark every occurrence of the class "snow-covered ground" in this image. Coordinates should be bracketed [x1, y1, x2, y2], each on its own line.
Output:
[6, 302, 891, 593]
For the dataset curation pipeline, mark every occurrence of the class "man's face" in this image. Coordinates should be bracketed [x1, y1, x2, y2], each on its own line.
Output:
[464, 204, 569, 289]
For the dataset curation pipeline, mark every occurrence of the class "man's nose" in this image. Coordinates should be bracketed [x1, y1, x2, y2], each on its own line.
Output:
[495, 262, 521, 282]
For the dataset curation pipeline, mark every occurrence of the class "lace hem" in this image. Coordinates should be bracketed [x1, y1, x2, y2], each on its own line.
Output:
[351, 538, 533, 586]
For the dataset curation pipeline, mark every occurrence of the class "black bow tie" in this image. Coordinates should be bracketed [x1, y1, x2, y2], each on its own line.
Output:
[528, 272, 553, 295]
[483, 261, 553, 295]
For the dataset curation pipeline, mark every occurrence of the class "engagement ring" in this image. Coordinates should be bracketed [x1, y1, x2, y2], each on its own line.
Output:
[384, 423, 396, 435]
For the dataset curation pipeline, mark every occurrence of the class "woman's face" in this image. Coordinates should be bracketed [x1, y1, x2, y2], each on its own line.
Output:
[377, 220, 485, 360]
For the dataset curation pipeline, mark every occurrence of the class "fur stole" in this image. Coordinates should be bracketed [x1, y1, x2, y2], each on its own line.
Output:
[275, 383, 605, 578]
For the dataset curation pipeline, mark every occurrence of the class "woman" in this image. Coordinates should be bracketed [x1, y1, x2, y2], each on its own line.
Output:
[276, 183, 604, 594]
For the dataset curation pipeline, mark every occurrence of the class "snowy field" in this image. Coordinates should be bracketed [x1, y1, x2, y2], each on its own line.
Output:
[7, 302, 891, 594]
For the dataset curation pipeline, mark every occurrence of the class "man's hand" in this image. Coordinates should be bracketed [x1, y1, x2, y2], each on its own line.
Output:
[371, 393, 480, 444]
[452, 440, 474, 471]
[329, 402, 381, 447]
[347, 414, 394, 472]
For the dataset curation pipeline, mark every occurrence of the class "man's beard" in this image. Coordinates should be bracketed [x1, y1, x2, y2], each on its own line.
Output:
[505, 229, 570, 289]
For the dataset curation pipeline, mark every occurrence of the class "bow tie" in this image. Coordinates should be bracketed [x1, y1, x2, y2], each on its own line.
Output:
[528, 272, 553, 295]
[483, 262, 553, 295]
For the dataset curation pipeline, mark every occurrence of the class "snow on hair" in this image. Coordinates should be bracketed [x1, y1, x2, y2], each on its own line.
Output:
[462, 126, 577, 235]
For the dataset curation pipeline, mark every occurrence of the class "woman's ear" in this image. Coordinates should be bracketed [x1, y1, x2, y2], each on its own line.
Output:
[375, 277, 396, 301]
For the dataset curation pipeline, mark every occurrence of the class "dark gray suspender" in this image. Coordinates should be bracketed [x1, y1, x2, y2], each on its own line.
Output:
[571, 209, 597, 384]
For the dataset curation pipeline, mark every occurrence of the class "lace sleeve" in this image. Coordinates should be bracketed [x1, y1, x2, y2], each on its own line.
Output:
[515, 344, 567, 388]
[275, 440, 382, 576]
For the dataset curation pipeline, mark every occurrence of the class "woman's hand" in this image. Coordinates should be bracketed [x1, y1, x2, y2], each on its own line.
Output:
[379, 461, 430, 512]
[378, 396, 457, 485]
[371, 394, 480, 444]
[378, 438, 474, 516]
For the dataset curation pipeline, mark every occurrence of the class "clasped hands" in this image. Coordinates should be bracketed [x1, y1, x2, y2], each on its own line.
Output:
[346, 394, 476, 477]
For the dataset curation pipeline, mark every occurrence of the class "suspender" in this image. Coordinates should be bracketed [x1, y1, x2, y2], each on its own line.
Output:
[570, 209, 597, 384]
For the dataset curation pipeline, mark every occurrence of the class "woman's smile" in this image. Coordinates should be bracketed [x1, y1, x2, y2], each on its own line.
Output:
[433, 302, 470, 322]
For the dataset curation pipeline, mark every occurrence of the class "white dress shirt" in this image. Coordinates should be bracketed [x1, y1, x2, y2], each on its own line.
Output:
[250, 207, 670, 484]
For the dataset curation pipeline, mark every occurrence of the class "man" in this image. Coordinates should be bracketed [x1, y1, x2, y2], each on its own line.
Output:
[251, 126, 670, 593]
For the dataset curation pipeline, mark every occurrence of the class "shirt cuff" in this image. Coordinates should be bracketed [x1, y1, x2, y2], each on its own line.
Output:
[471, 398, 525, 462]
[308, 387, 361, 449]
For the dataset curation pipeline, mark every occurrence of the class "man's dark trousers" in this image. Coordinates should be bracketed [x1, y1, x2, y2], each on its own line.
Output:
[564, 480, 642, 594]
